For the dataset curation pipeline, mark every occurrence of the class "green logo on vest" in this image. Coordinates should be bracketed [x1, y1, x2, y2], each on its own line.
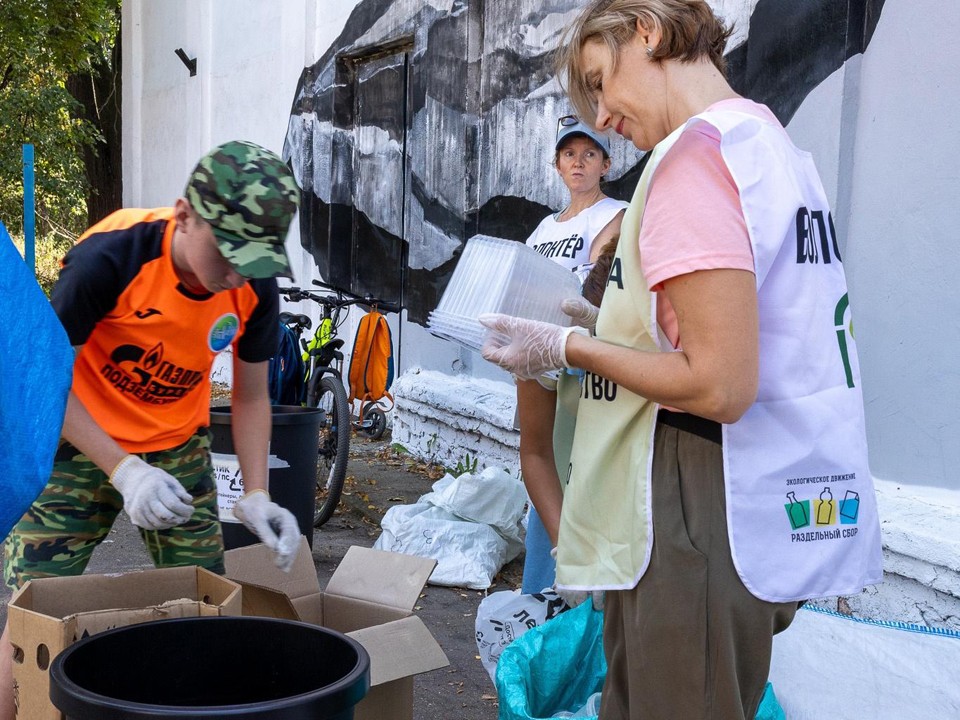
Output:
[834, 294, 855, 388]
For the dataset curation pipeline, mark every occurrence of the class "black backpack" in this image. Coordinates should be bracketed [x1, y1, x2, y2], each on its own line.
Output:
[267, 320, 305, 405]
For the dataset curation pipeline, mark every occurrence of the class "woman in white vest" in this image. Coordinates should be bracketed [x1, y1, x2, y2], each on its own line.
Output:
[517, 117, 626, 595]
[480, 1, 883, 718]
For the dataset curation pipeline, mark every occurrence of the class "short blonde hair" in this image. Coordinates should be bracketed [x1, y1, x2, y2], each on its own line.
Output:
[556, 0, 733, 122]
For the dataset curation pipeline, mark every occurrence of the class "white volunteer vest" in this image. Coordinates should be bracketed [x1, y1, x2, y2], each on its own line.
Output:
[557, 109, 883, 602]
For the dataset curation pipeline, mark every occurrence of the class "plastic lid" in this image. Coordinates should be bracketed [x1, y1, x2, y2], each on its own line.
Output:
[428, 235, 580, 352]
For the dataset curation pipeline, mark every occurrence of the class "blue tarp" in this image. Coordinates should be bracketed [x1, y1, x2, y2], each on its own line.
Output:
[0, 221, 72, 538]
[497, 599, 785, 720]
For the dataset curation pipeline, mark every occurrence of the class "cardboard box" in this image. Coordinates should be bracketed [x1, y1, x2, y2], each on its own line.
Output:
[225, 539, 449, 720]
[7, 566, 241, 720]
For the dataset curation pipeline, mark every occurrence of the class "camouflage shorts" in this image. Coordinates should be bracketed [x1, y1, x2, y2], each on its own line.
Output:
[3, 429, 225, 591]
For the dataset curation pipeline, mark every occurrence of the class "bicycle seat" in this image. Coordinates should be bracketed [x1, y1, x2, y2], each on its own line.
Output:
[294, 314, 311, 329]
[280, 312, 311, 330]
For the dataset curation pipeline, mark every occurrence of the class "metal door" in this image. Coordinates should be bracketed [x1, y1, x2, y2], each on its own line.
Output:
[348, 48, 410, 308]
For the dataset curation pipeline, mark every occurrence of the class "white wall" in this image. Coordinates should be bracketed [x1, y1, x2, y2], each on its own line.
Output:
[844, 0, 960, 491]
[123, 0, 322, 384]
[780, 0, 960, 492]
[122, 0, 313, 282]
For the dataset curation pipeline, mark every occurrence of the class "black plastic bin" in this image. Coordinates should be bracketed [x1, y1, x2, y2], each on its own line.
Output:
[209, 405, 321, 550]
[49, 616, 370, 720]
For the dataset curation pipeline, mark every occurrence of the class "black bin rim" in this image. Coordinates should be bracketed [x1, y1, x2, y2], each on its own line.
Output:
[49, 616, 370, 720]
[209, 405, 324, 426]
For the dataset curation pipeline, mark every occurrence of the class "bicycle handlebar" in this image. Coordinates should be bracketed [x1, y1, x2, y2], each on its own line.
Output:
[279, 284, 401, 315]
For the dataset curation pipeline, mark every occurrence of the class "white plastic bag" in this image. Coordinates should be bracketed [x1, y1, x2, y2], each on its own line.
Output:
[552, 692, 602, 718]
[374, 467, 527, 589]
[770, 606, 960, 719]
[376, 502, 514, 589]
[475, 589, 568, 682]
[429, 467, 526, 545]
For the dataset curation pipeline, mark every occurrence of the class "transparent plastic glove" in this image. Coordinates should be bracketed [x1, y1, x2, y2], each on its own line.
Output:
[478, 313, 584, 379]
[551, 547, 605, 610]
[561, 297, 600, 331]
[233, 489, 300, 572]
[109, 455, 195, 531]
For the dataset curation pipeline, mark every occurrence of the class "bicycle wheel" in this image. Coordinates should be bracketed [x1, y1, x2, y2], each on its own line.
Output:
[308, 374, 350, 527]
[359, 405, 387, 441]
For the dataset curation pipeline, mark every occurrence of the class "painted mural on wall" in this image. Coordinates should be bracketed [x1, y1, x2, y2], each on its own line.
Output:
[284, 0, 885, 325]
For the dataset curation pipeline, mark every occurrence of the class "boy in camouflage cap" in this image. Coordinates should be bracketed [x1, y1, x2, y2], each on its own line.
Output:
[186, 139, 299, 280]
[0, 141, 302, 720]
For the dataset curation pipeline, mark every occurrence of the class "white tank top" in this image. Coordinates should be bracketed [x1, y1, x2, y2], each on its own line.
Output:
[525, 197, 627, 274]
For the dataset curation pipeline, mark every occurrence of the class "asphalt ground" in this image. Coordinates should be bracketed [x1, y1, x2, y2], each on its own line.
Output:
[0, 431, 525, 720]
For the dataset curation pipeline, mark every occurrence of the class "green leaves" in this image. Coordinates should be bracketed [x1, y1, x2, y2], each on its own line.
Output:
[0, 0, 119, 237]
[0, 0, 118, 74]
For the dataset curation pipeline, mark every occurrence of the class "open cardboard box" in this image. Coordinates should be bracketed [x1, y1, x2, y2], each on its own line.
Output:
[7, 566, 241, 720]
[224, 538, 449, 720]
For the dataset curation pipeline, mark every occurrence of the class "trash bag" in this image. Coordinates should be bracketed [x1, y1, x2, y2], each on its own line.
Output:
[496, 600, 606, 720]
[374, 467, 526, 589]
[476, 589, 568, 682]
[770, 605, 960, 718]
[756, 683, 785, 720]
[496, 598, 786, 720]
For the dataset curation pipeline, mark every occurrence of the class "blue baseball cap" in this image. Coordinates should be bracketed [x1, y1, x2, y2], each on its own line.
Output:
[556, 115, 612, 156]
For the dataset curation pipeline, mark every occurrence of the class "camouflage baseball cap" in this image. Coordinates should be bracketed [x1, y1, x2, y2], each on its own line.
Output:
[184, 140, 300, 279]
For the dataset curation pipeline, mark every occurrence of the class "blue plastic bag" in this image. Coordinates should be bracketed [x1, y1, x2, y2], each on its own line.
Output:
[756, 683, 785, 720]
[0, 222, 72, 538]
[495, 599, 785, 720]
[496, 601, 606, 719]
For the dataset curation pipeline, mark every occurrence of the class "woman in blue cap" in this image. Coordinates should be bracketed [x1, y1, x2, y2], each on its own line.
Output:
[517, 115, 626, 596]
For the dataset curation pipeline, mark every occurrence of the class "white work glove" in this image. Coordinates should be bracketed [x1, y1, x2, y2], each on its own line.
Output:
[109, 455, 195, 531]
[233, 489, 301, 572]
[478, 313, 585, 379]
[550, 547, 605, 611]
[561, 297, 600, 331]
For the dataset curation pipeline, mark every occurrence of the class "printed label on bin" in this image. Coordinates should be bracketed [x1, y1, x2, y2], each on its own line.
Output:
[212, 449, 289, 522]
[212, 452, 244, 522]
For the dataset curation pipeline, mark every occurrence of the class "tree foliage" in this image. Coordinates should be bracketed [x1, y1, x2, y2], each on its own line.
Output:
[0, 0, 120, 239]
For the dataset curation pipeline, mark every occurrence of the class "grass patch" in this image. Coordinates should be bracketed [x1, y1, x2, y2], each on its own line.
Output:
[9, 232, 74, 296]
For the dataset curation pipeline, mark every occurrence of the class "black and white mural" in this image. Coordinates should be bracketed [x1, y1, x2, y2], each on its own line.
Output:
[284, 0, 886, 325]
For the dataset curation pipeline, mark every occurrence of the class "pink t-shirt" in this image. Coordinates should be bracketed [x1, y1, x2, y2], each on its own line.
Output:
[640, 98, 780, 347]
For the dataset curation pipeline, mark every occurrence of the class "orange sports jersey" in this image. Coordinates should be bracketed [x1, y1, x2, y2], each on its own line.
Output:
[52, 208, 279, 453]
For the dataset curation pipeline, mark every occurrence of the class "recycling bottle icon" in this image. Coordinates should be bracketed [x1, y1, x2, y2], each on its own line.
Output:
[816, 486, 836, 526]
[785, 491, 810, 530]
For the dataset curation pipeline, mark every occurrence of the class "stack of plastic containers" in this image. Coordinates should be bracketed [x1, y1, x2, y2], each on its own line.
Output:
[428, 234, 582, 352]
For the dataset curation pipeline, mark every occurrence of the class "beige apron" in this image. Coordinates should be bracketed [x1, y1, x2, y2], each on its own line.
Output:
[551, 370, 581, 487]
[554, 130, 679, 590]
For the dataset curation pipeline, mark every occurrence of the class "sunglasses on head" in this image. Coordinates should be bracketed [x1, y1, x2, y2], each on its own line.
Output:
[557, 115, 580, 137]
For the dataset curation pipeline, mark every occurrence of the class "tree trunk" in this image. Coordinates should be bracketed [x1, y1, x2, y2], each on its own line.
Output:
[67, 14, 122, 227]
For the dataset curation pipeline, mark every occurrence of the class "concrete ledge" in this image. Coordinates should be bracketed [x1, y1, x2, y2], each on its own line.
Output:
[391, 368, 519, 472]
[852, 480, 960, 630]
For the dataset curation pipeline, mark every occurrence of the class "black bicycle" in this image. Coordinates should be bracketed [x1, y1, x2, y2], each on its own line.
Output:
[279, 281, 398, 527]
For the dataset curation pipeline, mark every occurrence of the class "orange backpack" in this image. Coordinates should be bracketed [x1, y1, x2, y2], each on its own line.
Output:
[348, 310, 395, 414]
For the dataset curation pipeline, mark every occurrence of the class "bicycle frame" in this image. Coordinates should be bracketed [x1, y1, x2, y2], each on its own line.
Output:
[281, 280, 399, 433]
[301, 305, 346, 395]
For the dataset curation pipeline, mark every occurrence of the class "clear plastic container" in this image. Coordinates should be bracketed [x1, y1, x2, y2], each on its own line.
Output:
[428, 235, 581, 352]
